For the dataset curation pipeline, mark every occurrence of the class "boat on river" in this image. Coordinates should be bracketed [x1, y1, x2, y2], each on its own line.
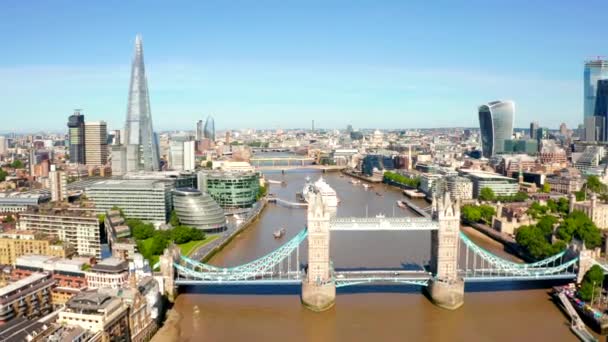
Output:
[273, 228, 286, 239]
[302, 177, 338, 207]
[397, 200, 407, 208]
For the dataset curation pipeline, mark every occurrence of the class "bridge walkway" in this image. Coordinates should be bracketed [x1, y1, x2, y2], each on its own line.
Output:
[556, 291, 597, 342]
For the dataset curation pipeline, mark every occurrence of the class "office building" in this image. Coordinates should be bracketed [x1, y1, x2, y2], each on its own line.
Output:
[546, 169, 584, 194]
[529, 121, 539, 139]
[199, 171, 260, 208]
[0, 230, 71, 265]
[503, 139, 538, 155]
[67, 110, 85, 164]
[584, 59, 608, 120]
[0, 136, 6, 155]
[84, 121, 108, 166]
[478, 100, 515, 158]
[121, 35, 160, 172]
[18, 207, 101, 258]
[196, 120, 204, 140]
[86, 179, 173, 223]
[0, 273, 54, 324]
[593, 79, 608, 141]
[460, 169, 519, 198]
[85, 258, 130, 289]
[48, 164, 67, 202]
[58, 291, 131, 340]
[361, 154, 396, 176]
[0, 193, 48, 213]
[173, 188, 226, 232]
[446, 176, 473, 200]
[585, 115, 605, 142]
[169, 139, 195, 171]
[204, 116, 215, 141]
[574, 146, 604, 171]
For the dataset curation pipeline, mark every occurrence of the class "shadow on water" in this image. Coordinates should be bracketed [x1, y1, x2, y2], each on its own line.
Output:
[180, 279, 572, 296]
[464, 279, 571, 292]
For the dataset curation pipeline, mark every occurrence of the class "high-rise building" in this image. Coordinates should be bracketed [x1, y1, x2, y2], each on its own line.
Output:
[0, 136, 6, 155]
[594, 79, 608, 140]
[529, 121, 539, 139]
[49, 165, 67, 202]
[169, 139, 195, 171]
[584, 115, 604, 142]
[204, 116, 215, 141]
[196, 120, 204, 140]
[122, 35, 160, 172]
[67, 110, 85, 164]
[478, 100, 515, 158]
[559, 122, 568, 136]
[85, 121, 108, 166]
[584, 59, 608, 120]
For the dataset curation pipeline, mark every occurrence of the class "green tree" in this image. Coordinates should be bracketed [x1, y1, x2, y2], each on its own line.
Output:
[587, 175, 606, 194]
[541, 183, 551, 193]
[536, 215, 557, 238]
[169, 210, 180, 227]
[479, 187, 496, 201]
[479, 205, 496, 223]
[205, 161, 213, 169]
[556, 211, 602, 248]
[257, 184, 268, 200]
[128, 219, 155, 240]
[575, 190, 586, 201]
[579, 265, 605, 301]
[10, 160, 23, 169]
[0, 169, 7, 182]
[148, 233, 168, 255]
[461, 205, 481, 222]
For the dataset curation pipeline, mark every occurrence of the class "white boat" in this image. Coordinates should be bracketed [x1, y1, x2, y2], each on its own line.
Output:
[362, 183, 371, 190]
[397, 200, 407, 209]
[302, 176, 338, 207]
[349, 179, 360, 185]
[273, 228, 286, 239]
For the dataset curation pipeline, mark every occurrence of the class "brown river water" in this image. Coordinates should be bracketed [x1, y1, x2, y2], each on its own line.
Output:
[159, 171, 581, 342]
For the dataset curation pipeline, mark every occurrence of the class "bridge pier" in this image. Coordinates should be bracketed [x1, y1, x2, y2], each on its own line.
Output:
[427, 193, 465, 310]
[302, 191, 336, 311]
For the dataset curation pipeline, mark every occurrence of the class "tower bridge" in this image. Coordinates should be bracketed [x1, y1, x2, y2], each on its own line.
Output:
[159, 187, 586, 311]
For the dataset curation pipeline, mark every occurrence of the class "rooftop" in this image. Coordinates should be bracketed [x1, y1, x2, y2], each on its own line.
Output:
[86, 179, 168, 190]
[89, 257, 128, 273]
[0, 273, 50, 297]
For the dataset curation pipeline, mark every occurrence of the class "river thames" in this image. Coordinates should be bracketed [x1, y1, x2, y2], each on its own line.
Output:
[164, 171, 578, 342]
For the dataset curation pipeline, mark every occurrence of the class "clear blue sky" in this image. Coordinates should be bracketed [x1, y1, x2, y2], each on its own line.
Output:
[1, 1, 606, 132]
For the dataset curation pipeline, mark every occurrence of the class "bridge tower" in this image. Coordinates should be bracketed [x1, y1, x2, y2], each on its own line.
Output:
[426, 192, 465, 310]
[301, 191, 336, 311]
[159, 243, 181, 302]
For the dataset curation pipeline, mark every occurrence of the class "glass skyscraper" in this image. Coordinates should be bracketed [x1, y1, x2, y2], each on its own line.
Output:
[67, 110, 85, 164]
[123, 35, 160, 171]
[584, 59, 608, 120]
[204, 116, 215, 141]
[478, 100, 515, 159]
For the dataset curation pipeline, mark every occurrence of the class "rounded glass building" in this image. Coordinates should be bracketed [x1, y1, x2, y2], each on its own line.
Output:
[172, 188, 226, 232]
[199, 171, 260, 209]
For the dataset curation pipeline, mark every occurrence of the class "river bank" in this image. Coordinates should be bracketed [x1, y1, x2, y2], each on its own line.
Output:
[151, 199, 268, 342]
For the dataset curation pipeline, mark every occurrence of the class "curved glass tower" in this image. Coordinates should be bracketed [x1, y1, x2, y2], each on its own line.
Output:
[478, 100, 515, 158]
[124, 35, 160, 171]
[584, 59, 608, 121]
[204, 116, 215, 141]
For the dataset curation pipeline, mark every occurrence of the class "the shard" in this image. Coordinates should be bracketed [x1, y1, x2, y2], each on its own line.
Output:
[123, 34, 160, 171]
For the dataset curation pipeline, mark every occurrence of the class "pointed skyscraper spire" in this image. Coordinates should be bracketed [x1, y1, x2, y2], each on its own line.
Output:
[124, 34, 160, 171]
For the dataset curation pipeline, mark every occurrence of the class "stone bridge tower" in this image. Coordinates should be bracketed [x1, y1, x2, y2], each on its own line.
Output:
[159, 243, 181, 302]
[426, 192, 465, 310]
[301, 191, 335, 311]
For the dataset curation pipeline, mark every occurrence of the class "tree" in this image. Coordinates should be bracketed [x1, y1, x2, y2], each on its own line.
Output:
[586, 175, 606, 194]
[257, 184, 268, 200]
[169, 210, 180, 227]
[461, 205, 481, 222]
[10, 160, 23, 169]
[479, 205, 496, 223]
[0, 169, 7, 182]
[479, 187, 496, 201]
[206, 161, 213, 169]
[128, 219, 155, 240]
[575, 190, 586, 201]
[541, 183, 551, 193]
[579, 265, 604, 301]
[556, 211, 602, 248]
[148, 233, 168, 255]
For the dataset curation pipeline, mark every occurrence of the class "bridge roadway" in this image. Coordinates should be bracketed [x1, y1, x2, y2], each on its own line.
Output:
[256, 165, 346, 171]
[329, 217, 439, 231]
[334, 270, 432, 287]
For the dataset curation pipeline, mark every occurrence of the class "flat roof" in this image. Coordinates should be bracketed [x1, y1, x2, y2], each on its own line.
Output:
[459, 169, 515, 181]
[0, 273, 49, 297]
[87, 179, 167, 190]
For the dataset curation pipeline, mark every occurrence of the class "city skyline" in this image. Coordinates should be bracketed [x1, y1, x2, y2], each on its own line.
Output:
[1, 1, 608, 132]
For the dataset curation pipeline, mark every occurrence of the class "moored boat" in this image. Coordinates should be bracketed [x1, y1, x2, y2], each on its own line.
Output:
[397, 200, 406, 208]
